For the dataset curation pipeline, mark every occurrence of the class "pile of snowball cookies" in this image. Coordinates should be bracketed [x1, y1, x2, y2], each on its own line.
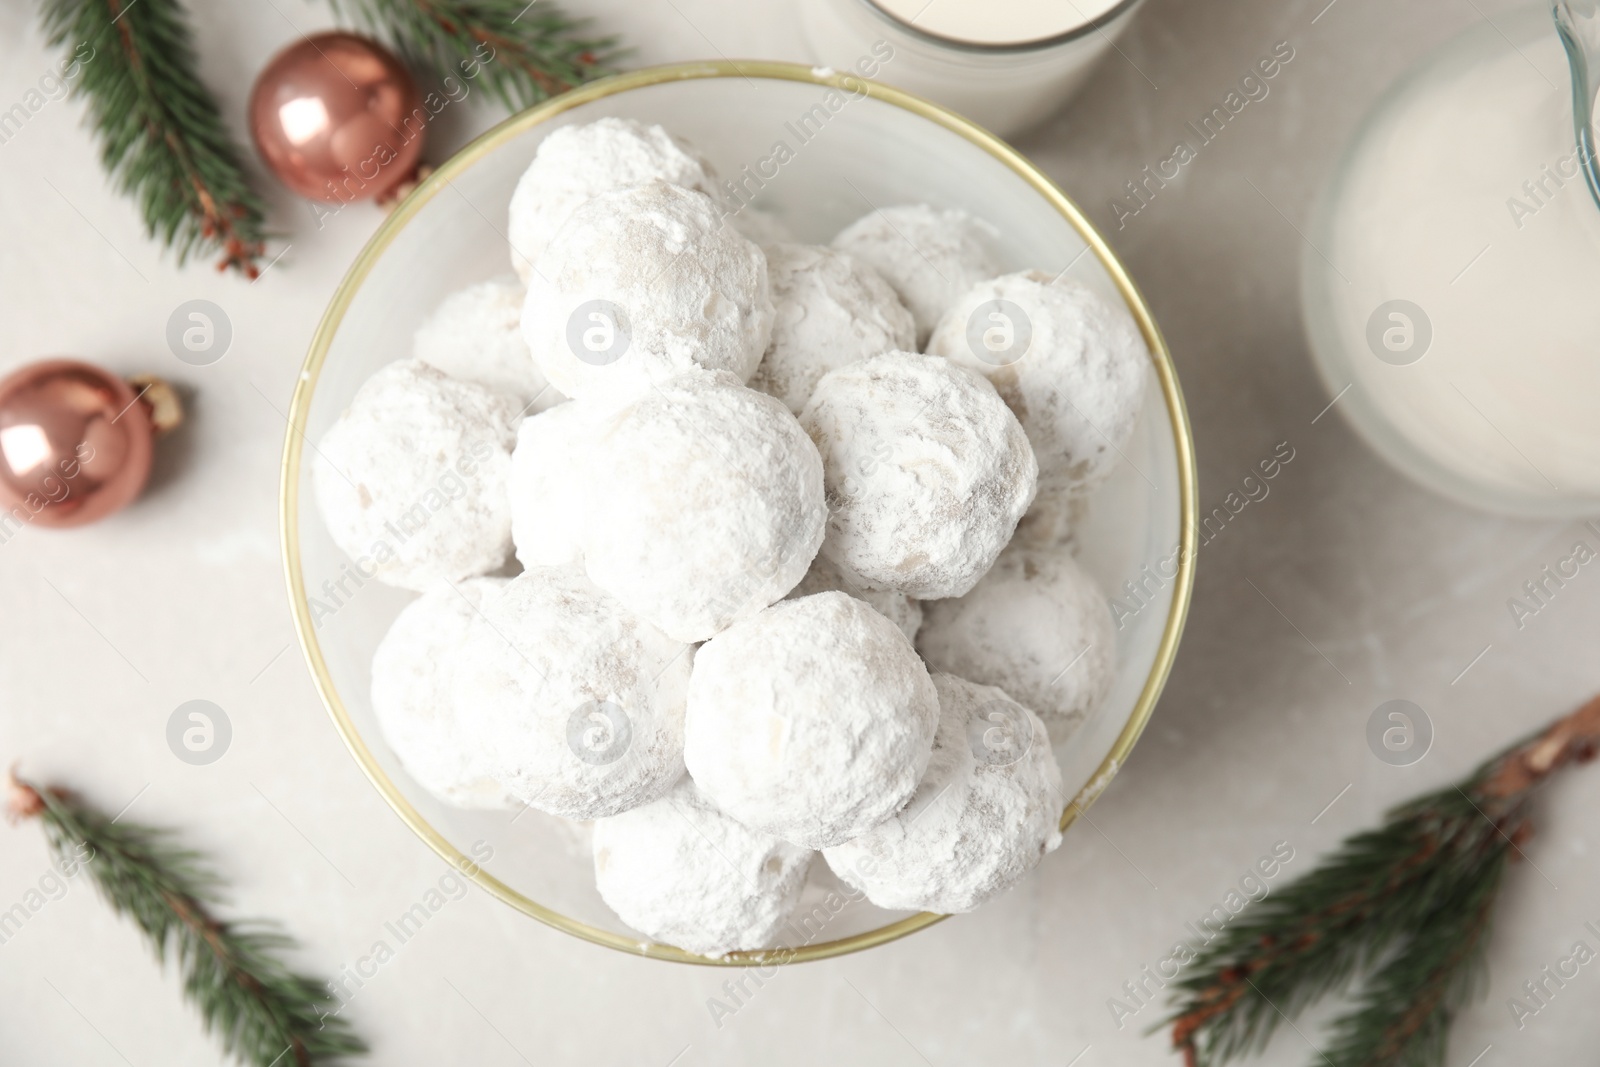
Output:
[314, 118, 1150, 957]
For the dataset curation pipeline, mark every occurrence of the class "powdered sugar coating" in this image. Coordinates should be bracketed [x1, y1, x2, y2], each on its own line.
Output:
[312, 360, 520, 591]
[370, 578, 514, 809]
[522, 181, 774, 401]
[831, 204, 1000, 346]
[593, 776, 813, 956]
[917, 543, 1115, 743]
[413, 276, 565, 412]
[800, 352, 1038, 599]
[823, 673, 1063, 913]
[1010, 490, 1086, 550]
[584, 372, 826, 643]
[787, 552, 922, 644]
[509, 400, 597, 569]
[685, 592, 939, 849]
[453, 567, 693, 819]
[928, 271, 1150, 500]
[508, 118, 719, 281]
[749, 243, 916, 415]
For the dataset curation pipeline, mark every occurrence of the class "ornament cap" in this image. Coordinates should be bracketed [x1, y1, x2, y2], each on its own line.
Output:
[128, 374, 184, 436]
[378, 163, 433, 209]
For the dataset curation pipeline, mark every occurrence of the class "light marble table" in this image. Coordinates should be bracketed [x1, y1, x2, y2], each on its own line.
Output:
[2, 0, 1597, 1064]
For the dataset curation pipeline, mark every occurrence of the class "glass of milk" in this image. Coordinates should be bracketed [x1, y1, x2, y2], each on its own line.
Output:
[1302, 2, 1600, 517]
[800, 0, 1147, 139]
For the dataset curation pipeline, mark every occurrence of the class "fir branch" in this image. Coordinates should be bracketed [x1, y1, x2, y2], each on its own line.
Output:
[6, 772, 363, 1067]
[324, 0, 620, 111]
[38, 0, 269, 276]
[1319, 860, 1503, 1067]
[1165, 694, 1600, 1067]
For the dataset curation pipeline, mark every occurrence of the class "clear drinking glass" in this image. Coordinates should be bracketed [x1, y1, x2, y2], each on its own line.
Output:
[800, 0, 1147, 139]
[1301, 2, 1600, 517]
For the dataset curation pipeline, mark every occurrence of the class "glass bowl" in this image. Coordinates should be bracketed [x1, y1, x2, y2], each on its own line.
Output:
[280, 61, 1197, 965]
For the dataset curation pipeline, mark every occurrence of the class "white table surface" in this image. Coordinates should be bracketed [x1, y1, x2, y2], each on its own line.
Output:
[3, 1, 1598, 1064]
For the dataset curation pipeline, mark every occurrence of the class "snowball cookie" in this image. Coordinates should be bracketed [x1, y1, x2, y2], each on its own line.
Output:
[521, 181, 774, 401]
[507, 117, 719, 281]
[413, 276, 565, 413]
[509, 400, 599, 569]
[831, 204, 1000, 347]
[584, 372, 826, 643]
[917, 543, 1115, 742]
[593, 777, 813, 957]
[824, 673, 1063, 913]
[800, 352, 1038, 600]
[787, 552, 922, 644]
[371, 578, 514, 809]
[1009, 489, 1087, 550]
[685, 592, 939, 849]
[928, 271, 1150, 499]
[749, 243, 916, 415]
[313, 360, 520, 591]
[453, 567, 693, 819]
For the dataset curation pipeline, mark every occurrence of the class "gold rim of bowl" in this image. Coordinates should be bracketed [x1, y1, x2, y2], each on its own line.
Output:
[279, 59, 1199, 967]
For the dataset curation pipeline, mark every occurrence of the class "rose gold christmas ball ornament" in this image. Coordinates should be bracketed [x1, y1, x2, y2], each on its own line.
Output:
[249, 32, 426, 203]
[0, 360, 181, 529]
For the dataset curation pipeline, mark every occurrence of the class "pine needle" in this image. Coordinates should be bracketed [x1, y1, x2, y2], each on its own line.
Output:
[323, 0, 621, 111]
[7, 772, 364, 1067]
[38, 0, 270, 276]
[1165, 694, 1600, 1067]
